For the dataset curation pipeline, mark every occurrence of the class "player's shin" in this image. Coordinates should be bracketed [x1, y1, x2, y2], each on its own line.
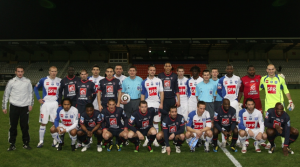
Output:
[176, 139, 184, 146]
[70, 135, 77, 145]
[230, 134, 238, 147]
[239, 136, 247, 145]
[148, 135, 156, 145]
[154, 124, 159, 133]
[39, 125, 46, 143]
[129, 137, 139, 146]
[157, 138, 165, 146]
[205, 136, 212, 146]
[103, 137, 113, 146]
[97, 135, 103, 145]
[267, 136, 276, 147]
[51, 132, 63, 143]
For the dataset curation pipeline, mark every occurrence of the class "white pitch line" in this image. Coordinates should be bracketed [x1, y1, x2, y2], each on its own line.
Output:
[217, 141, 242, 167]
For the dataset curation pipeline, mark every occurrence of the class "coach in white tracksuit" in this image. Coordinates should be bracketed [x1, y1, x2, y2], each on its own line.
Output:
[2, 66, 34, 150]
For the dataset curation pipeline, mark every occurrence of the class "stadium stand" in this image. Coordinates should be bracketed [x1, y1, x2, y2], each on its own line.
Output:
[134, 64, 207, 79]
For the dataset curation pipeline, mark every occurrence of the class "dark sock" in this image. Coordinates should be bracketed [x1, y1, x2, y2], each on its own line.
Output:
[129, 137, 139, 146]
[213, 134, 218, 146]
[78, 135, 87, 143]
[104, 137, 113, 146]
[267, 135, 276, 147]
[157, 139, 165, 146]
[61, 133, 65, 142]
[289, 133, 299, 145]
[176, 139, 184, 146]
[230, 132, 238, 147]
[148, 135, 156, 145]
[97, 135, 103, 145]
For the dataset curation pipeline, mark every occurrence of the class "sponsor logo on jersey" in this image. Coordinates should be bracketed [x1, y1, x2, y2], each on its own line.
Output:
[225, 81, 228, 85]
[178, 86, 186, 95]
[221, 118, 230, 126]
[129, 116, 135, 124]
[275, 81, 278, 84]
[273, 120, 281, 127]
[68, 84, 75, 92]
[109, 118, 117, 126]
[255, 117, 258, 120]
[169, 126, 177, 133]
[146, 83, 149, 86]
[191, 87, 196, 96]
[142, 120, 149, 127]
[149, 87, 157, 96]
[48, 87, 57, 96]
[194, 122, 203, 129]
[164, 80, 170, 87]
[266, 80, 269, 83]
[267, 85, 276, 94]
[227, 85, 236, 94]
[46, 82, 49, 85]
[245, 121, 255, 129]
[70, 115, 73, 118]
[60, 114, 63, 117]
[106, 85, 113, 93]
[80, 88, 87, 95]
[250, 83, 256, 91]
[41, 114, 44, 118]
[62, 119, 72, 126]
[88, 121, 96, 127]
[80, 117, 84, 124]
[56, 83, 59, 86]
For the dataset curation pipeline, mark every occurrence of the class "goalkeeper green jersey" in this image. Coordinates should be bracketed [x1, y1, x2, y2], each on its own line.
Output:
[259, 74, 289, 104]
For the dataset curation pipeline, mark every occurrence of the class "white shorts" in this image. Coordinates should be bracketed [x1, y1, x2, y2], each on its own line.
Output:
[93, 98, 99, 111]
[230, 100, 240, 116]
[148, 101, 161, 122]
[193, 132, 206, 141]
[177, 103, 188, 120]
[188, 98, 197, 113]
[39, 101, 58, 124]
[246, 129, 262, 140]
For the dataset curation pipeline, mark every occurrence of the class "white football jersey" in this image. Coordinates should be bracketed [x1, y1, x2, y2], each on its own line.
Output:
[187, 76, 203, 101]
[187, 110, 212, 129]
[178, 77, 189, 102]
[141, 77, 163, 107]
[238, 108, 264, 133]
[217, 74, 241, 101]
[114, 74, 127, 84]
[55, 106, 78, 132]
[35, 76, 61, 102]
[88, 75, 104, 109]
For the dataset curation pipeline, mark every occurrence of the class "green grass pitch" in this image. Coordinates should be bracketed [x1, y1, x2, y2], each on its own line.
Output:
[0, 90, 300, 167]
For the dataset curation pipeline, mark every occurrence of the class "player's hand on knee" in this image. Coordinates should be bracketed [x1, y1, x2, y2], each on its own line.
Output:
[275, 124, 283, 134]
[166, 146, 171, 155]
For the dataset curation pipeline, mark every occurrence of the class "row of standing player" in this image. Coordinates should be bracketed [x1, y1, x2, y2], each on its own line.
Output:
[33, 63, 296, 154]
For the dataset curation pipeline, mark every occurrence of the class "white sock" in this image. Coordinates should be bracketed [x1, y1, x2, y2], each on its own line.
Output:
[51, 132, 62, 143]
[206, 136, 212, 145]
[39, 125, 46, 143]
[154, 124, 159, 133]
[221, 133, 225, 142]
[239, 136, 247, 145]
[71, 135, 77, 145]
[258, 139, 266, 144]
[186, 137, 192, 144]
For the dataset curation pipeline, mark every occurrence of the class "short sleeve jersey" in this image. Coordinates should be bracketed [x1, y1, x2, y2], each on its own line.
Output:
[239, 75, 261, 100]
[141, 77, 163, 104]
[99, 78, 122, 105]
[186, 110, 211, 129]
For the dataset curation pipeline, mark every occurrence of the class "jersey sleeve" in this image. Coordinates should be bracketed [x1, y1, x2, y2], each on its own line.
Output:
[186, 112, 194, 127]
[280, 77, 289, 94]
[121, 109, 128, 129]
[34, 78, 45, 100]
[162, 119, 170, 147]
[213, 84, 217, 97]
[141, 80, 147, 95]
[258, 111, 265, 133]
[66, 108, 78, 132]
[128, 113, 137, 132]
[195, 83, 200, 97]
[214, 110, 223, 132]
[174, 75, 179, 94]
[58, 79, 64, 105]
[259, 77, 265, 91]
[121, 79, 126, 93]
[159, 79, 163, 92]
[205, 111, 212, 128]
[264, 110, 273, 128]
[284, 114, 291, 146]
[217, 77, 224, 98]
[186, 79, 191, 98]
[238, 109, 247, 131]
[239, 78, 244, 92]
[117, 79, 122, 91]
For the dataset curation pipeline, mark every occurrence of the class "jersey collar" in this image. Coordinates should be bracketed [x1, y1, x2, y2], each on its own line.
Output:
[67, 75, 75, 80]
[139, 109, 148, 116]
[108, 107, 116, 113]
[106, 77, 114, 81]
[222, 106, 228, 114]
[81, 79, 89, 83]
[164, 72, 172, 76]
[169, 115, 177, 122]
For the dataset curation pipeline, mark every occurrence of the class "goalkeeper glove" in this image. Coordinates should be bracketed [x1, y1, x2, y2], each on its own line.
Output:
[287, 100, 295, 111]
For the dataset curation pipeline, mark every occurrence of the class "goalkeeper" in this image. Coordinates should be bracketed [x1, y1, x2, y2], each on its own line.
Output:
[260, 64, 295, 148]
[260, 64, 294, 113]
